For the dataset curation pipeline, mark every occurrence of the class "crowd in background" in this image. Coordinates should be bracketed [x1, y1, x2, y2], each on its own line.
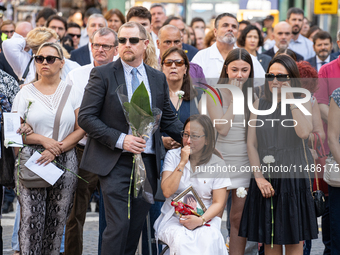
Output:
[0, 3, 339, 255]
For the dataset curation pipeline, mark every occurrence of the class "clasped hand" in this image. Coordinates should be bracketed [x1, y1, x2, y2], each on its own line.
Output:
[179, 215, 203, 230]
[41, 137, 63, 157]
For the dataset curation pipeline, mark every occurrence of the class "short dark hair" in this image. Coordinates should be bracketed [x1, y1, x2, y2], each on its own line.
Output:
[35, 7, 57, 23]
[239, 20, 251, 26]
[313, 30, 332, 45]
[163, 16, 182, 26]
[190, 17, 205, 27]
[46, 15, 67, 30]
[287, 7, 304, 20]
[161, 47, 198, 101]
[126, 6, 151, 23]
[265, 54, 302, 101]
[183, 194, 196, 204]
[237, 25, 264, 47]
[67, 22, 81, 30]
[214, 13, 238, 29]
[274, 48, 297, 61]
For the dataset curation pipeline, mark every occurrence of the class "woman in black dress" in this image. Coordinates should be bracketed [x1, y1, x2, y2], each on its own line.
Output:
[239, 54, 318, 254]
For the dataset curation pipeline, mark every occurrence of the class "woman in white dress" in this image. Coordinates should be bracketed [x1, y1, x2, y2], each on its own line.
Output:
[12, 42, 85, 254]
[154, 114, 231, 255]
[207, 48, 254, 254]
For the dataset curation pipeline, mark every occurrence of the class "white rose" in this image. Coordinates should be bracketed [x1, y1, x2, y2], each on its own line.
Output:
[263, 155, 275, 164]
[175, 90, 185, 98]
[236, 187, 247, 198]
[26, 98, 35, 104]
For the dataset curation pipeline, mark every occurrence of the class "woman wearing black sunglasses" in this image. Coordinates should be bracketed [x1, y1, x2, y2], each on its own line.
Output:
[160, 47, 203, 150]
[239, 54, 318, 254]
[11, 42, 85, 254]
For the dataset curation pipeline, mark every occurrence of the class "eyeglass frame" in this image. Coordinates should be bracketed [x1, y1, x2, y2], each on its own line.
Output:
[92, 43, 116, 51]
[180, 131, 205, 140]
[162, 59, 186, 67]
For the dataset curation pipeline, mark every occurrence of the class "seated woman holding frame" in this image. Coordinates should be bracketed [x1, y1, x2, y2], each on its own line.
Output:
[154, 114, 231, 254]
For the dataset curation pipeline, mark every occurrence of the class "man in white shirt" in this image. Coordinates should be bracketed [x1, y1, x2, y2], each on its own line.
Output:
[150, 3, 167, 52]
[286, 7, 315, 60]
[64, 27, 118, 255]
[191, 13, 265, 87]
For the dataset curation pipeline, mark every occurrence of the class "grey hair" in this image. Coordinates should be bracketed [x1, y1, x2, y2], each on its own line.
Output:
[150, 3, 166, 15]
[91, 27, 118, 47]
[87, 14, 108, 27]
[158, 24, 179, 39]
[118, 22, 147, 39]
[36, 42, 64, 59]
[214, 13, 238, 29]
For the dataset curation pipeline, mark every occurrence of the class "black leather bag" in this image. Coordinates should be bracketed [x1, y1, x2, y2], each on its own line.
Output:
[0, 106, 15, 188]
[313, 189, 326, 217]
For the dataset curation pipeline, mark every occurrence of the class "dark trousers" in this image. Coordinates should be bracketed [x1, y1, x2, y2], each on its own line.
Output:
[65, 145, 99, 255]
[99, 153, 157, 255]
[322, 196, 331, 255]
[328, 185, 340, 255]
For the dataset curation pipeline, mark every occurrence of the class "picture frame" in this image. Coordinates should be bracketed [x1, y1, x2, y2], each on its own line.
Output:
[172, 186, 207, 215]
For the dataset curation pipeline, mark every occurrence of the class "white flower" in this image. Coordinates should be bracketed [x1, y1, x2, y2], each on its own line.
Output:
[263, 155, 275, 164]
[4, 139, 11, 148]
[236, 187, 247, 198]
[175, 90, 185, 98]
[26, 98, 35, 104]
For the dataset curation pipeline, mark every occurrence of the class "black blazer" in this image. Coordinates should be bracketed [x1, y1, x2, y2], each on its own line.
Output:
[78, 59, 183, 177]
[182, 43, 198, 61]
[306, 55, 337, 70]
[0, 52, 18, 81]
[257, 53, 271, 72]
[70, 44, 91, 66]
[263, 47, 304, 62]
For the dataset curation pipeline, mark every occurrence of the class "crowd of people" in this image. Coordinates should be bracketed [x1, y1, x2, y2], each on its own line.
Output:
[0, 4, 339, 255]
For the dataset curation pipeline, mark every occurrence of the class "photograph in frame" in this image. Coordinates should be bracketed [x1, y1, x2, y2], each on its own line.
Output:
[172, 186, 207, 215]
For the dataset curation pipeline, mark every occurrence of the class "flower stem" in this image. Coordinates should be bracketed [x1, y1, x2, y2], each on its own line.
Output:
[16, 148, 21, 196]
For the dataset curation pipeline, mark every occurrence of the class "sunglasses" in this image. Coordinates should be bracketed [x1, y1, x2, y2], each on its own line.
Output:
[265, 73, 290, 82]
[68, 33, 81, 38]
[34, 55, 62, 64]
[163, 59, 185, 67]
[118, 37, 146, 44]
[2, 30, 14, 34]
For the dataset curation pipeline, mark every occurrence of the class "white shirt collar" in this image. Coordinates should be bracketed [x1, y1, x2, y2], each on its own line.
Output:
[274, 45, 279, 53]
[209, 42, 225, 62]
[121, 59, 145, 74]
[316, 55, 330, 64]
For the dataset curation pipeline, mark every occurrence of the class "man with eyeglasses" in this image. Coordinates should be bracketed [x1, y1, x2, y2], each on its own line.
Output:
[70, 13, 107, 66]
[78, 22, 183, 255]
[66, 22, 81, 50]
[163, 16, 198, 61]
[263, 21, 304, 61]
[64, 27, 118, 255]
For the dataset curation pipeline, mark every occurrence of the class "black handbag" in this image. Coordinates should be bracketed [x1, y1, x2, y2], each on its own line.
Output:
[0, 105, 15, 188]
[302, 138, 326, 217]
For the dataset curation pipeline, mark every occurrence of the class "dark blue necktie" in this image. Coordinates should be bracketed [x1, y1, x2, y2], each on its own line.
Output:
[321, 61, 326, 66]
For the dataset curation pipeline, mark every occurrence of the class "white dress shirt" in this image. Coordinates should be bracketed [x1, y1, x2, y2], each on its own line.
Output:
[289, 34, 315, 60]
[79, 28, 89, 48]
[191, 42, 265, 87]
[151, 31, 160, 58]
[316, 55, 330, 72]
[115, 60, 155, 154]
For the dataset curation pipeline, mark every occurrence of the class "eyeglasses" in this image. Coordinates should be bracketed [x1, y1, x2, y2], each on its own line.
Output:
[2, 30, 14, 34]
[92, 43, 115, 51]
[118, 37, 146, 44]
[68, 33, 81, 38]
[163, 59, 185, 67]
[265, 73, 290, 82]
[34, 55, 62, 64]
[181, 131, 205, 140]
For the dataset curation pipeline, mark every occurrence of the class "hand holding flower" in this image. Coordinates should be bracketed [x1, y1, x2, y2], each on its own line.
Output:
[122, 135, 146, 154]
[36, 149, 56, 166]
[255, 178, 275, 198]
[17, 123, 33, 135]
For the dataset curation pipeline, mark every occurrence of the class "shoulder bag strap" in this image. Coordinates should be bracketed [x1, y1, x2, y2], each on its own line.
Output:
[52, 84, 72, 141]
[311, 133, 320, 191]
[19, 57, 34, 84]
[302, 138, 313, 195]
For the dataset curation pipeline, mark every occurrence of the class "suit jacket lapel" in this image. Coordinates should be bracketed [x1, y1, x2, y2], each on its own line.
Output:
[113, 59, 127, 95]
[145, 64, 157, 108]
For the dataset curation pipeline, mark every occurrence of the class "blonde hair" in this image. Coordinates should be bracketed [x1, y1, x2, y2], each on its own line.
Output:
[144, 32, 158, 69]
[36, 42, 64, 59]
[26, 27, 70, 58]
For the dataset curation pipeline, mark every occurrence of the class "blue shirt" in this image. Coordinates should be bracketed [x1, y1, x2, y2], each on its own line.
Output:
[289, 34, 315, 60]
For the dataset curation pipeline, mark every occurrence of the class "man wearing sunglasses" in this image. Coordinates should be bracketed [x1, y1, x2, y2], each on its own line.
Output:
[70, 13, 107, 66]
[64, 27, 118, 255]
[66, 22, 81, 50]
[78, 22, 183, 255]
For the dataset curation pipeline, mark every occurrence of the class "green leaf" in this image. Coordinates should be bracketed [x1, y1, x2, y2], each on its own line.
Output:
[130, 81, 152, 116]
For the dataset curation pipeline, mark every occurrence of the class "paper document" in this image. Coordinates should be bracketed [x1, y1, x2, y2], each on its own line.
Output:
[24, 151, 64, 186]
[3, 112, 23, 147]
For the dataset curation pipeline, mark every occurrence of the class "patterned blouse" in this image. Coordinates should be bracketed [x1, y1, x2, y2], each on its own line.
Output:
[330, 87, 340, 143]
[0, 69, 19, 105]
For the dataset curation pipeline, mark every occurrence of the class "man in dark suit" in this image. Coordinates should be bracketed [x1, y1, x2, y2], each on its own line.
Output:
[263, 21, 304, 61]
[78, 22, 183, 255]
[306, 31, 335, 72]
[70, 14, 107, 66]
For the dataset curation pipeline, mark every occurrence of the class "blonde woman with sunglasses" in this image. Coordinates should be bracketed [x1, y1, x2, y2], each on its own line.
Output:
[11, 42, 85, 255]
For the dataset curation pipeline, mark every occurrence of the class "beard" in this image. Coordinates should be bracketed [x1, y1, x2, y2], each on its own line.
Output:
[292, 25, 302, 35]
[317, 49, 330, 59]
[277, 41, 288, 49]
[121, 51, 136, 62]
[217, 32, 236, 45]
